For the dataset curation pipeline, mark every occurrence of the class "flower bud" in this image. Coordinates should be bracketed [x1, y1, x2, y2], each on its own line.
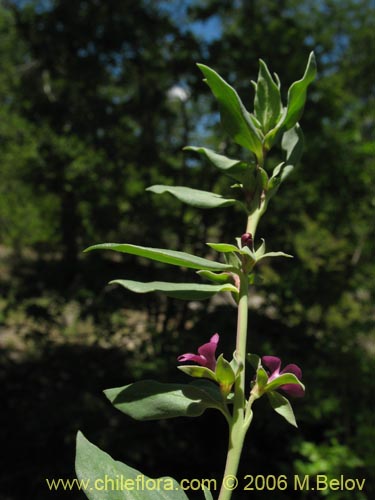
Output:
[241, 232, 253, 248]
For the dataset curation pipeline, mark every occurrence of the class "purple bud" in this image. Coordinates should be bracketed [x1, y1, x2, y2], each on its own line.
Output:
[241, 233, 253, 248]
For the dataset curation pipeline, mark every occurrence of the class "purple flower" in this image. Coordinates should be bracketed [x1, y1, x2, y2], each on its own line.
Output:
[241, 232, 253, 249]
[177, 334, 219, 372]
[262, 355, 305, 398]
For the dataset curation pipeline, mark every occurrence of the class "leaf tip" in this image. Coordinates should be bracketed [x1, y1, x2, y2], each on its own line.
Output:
[307, 51, 317, 75]
[103, 388, 112, 400]
[258, 58, 266, 67]
[76, 430, 88, 448]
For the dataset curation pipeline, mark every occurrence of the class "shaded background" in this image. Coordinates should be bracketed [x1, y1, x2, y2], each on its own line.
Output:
[0, 0, 374, 499]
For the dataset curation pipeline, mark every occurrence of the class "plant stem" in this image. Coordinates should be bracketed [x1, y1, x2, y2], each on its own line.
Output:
[246, 204, 265, 239]
[218, 204, 265, 500]
[217, 273, 249, 500]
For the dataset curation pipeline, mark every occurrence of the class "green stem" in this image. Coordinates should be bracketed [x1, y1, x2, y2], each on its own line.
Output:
[218, 203, 265, 500]
[246, 204, 266, 239]
[217, 273, 249, 500]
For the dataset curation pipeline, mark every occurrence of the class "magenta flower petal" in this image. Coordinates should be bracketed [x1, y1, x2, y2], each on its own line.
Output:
[279, 383, 305, 398]
[177, 353, 207, 365]
[197, 334, 219, 371]
[262, 356, 281, 376]
[178, 334, 220, 371]
[280, 363, 302, 380]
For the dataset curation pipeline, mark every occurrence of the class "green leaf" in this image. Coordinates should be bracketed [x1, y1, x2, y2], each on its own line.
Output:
[256, 251, 293, 263]
[281, 123, 304, 169]
[256, 366, 269, 389]
[203, 489, 214, 500]
[273, 72, 281, 89]
[263, 108, 287, 151]
[215, 354, 236, 386]
[146, 185, 238, 209]
[254, 59, 282, 133]
[267, 391, 298, 427]
[240, 246, 256, 261]
[84, 243, 233, 271]
[263, 53, 315, 150]
[230, 351, 244, 376]
[75, 432, 189, 500]
[257, 252, 293, 262]
[178, 365, 217, 382]
[197, 64, 263, 161]
[197, 270, 234, 284]
[240, 165, 268, 213]
[284, 52, 317, 130]
[265, 373, 305, 393]
[110, 280, 238, 300]
[247, 353, 261, 371]
[267, 162, 294, 199]
[255, 239, 266, 258]
[184, 146, 248, 182]
[215, 355, 236, 396]
[104, 380, 224, 420]
[206, 242, 240, 253]
[223, 252, 242, 269]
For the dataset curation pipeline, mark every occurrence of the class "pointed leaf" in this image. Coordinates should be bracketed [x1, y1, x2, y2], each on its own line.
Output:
[184, 146, 248, 182]
[267, 391, 298, 427]
[256, 366, 269, 389]
[224, 252, 242, 269]
[240, 165, 268, 213]
[247, 353, 261, 371]
[263, 107, 288, 150]
[206, 242, 240, 253]
[271, 162, 284, 178]
[110, 280, 238, 300]
[249, 113, 262, 130]
[104, 379, 224, 420]
[281, 123, 304, 169]
[255, 239, 266, 258]
[284, 52, 317, 130]
[84, 243, 233, 271]
[241, 246, 256, 261]
[147, 185, 238, 209]
[203, 488, 214, 500]
[265, 373, 305, 393]
[256, 251, 293, 263]
[267, 162, 293, 198]
[254, 59, 282, 133]
[75, 432, 189, 500]
[273, 72, 281, 89]
[263, 53, 315, 149]
[178, 365, 217, 382]
[215, 354, 236, 386]
[230, 351, 244, 376]
[197, 64, 263, 161]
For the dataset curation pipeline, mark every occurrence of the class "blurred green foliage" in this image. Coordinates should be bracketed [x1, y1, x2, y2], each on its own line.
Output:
[0, 1, 374, 499]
